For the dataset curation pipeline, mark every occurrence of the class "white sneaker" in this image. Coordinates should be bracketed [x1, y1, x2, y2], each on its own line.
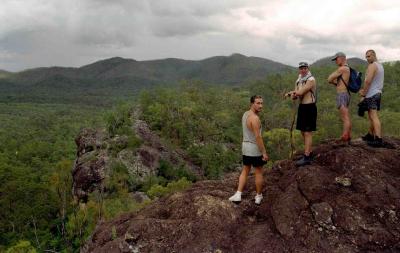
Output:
[255, 194, 263, 205]
[228, 191, 242, 203]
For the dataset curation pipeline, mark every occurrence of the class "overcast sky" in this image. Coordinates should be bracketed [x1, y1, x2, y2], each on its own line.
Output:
[1, 0, 399, 71]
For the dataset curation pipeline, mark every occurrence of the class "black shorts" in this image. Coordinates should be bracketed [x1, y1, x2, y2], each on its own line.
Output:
[242, 155, 267, 167]
[365, 93, 381, 110]
[296, 103, 317, 132]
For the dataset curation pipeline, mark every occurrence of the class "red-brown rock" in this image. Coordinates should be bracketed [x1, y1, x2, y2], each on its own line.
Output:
[83, 138, 400, 253]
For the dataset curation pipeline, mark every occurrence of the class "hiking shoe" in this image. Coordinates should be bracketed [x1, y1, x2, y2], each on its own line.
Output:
[295, 151, 313, 161]
[367, 137, 383, 148]
[362, 133, 374, 142]
[255, 194, 263, 205]
[295, 154, 312, 167]
[229, 191, 242, 203]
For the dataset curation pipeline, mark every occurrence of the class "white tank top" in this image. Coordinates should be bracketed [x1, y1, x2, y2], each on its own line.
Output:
[366, 62, 384, 98]
[242, 111, 262, 156]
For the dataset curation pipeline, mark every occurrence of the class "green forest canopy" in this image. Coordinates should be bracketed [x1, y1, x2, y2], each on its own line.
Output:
[0, 62, 399, 252]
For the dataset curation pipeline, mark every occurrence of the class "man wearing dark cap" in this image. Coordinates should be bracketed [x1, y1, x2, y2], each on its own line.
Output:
[285, 62, 317, 166]
[328, 52, 352, 142]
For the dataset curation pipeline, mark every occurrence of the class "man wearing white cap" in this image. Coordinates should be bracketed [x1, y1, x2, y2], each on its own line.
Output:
[285, 62, 317, 166]
[328, 52, 352, 142]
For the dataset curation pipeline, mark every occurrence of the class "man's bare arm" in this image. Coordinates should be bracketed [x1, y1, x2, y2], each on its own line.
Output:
[327, 68, 344, 84]
[360, 63, 377, 96]
[295, 79, 314, 96]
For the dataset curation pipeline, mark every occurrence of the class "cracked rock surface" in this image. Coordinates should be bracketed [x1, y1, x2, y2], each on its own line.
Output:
[83, 138, 400, 253]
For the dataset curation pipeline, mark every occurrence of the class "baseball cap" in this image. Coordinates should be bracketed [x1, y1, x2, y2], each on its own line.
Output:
[331, 52, 346, 61]
[298, 62, 309, 68]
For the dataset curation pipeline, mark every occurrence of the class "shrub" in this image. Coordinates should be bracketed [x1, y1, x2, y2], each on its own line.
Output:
[5, 240, 37, 253]
[147, 177, 192, 199]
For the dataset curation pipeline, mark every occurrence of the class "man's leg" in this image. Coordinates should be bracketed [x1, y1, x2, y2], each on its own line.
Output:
[303, 131, 312, 156]
[254, 166, 264, 205]
[254, 167, 263, 194]
[301, 132, 305, 151]
[367, 112, 375, 135]
[229, 164, 251, 202]
[368, 109, 381, 138]
[296, 131, 313, 166]
[237, 165, 251, 192]
[339, 106, 351, 139]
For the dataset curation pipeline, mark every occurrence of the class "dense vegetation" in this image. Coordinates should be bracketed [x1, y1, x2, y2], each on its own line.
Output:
[0, 103, 104, 252]
[0, 61, 399, 252]
[140, 63, 400, 174]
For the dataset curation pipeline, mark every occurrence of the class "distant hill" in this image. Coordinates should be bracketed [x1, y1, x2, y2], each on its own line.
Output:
[11, 54, 295, 85]
[0, 54, 295, 104]
[0, 70, 12, 78]
[311, 57, 367, 68]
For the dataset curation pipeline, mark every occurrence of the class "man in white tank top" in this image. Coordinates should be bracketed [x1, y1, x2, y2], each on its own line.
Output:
[229, 95, 269, 205]
[359, 49, 384, 147]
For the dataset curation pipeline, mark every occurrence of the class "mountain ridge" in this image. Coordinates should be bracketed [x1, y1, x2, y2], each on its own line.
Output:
[0, 54, 370, 83]
[2, 54, 295, 84]
[0, 54, 296, 104]
[0, 54, 372, 105]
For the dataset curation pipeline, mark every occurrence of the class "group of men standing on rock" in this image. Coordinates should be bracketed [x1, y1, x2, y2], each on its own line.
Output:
[229, 49, 385, 205]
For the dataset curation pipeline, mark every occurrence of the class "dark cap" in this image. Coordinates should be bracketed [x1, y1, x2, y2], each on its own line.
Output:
[331, 52, 346, 61]
[298, 62, 309, 68]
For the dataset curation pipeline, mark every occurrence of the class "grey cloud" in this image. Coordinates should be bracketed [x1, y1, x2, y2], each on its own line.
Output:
[65, 1, 150, 47]
[73, 29, 136, 48]
[1, 0, 399, 71]
[0, 29, 44, 54]
[147, 0, 254, 17]
[296, 34, 350, 47]
[246, 9, 266, 20]
[149, 17, 219, 37]
[145, 0, 249, 37]
[69, 16, 140, 47]
[84, 0, 147, 10]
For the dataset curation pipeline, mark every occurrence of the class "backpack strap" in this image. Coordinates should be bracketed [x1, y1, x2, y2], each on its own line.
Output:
[297, 76, 316, 103]
[339, 75, 351, 95]
[339, 75, 348, 87]
[310, 87, 316, 103]
[338, 65, 351, 95]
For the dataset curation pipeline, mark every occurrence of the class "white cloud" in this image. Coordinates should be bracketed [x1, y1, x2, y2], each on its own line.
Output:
[0, 0, 399, 71]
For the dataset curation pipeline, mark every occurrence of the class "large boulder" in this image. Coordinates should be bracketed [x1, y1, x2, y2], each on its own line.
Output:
[83, 138, 400, 252]
[72, 115, 204, 202]
[72, 128, 108, 201]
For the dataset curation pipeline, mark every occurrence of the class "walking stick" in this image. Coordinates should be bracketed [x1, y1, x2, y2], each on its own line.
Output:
[289, 99, 297, 158]
[283, 90, 297, 159]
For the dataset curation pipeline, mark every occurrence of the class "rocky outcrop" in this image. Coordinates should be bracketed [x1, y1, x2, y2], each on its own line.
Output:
[72, 128, 108, 201]
[83, 138, 400, 253]
[132, 117, 203, 179]
[72, 111, 203, 202]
